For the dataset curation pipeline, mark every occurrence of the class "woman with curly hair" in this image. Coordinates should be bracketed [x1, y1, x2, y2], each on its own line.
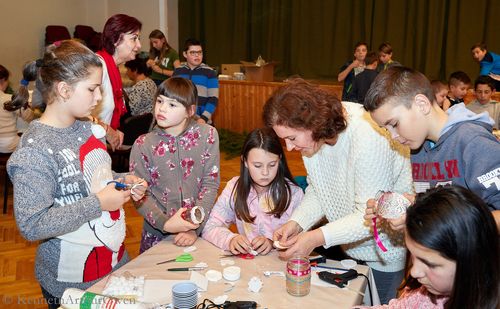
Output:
[265, 78, 413, 304]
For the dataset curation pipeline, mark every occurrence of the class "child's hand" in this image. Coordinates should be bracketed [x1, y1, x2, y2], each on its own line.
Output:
[96, 183, 130, 212]
[387, 214, 407, 231]
[229, 234, 252, 255]
[351, 59, 363, 68]
[273, 221, 302, 247]
[174, 230, 197, 247]
[124, 175, 148, 201]
[386, 192, 414, 230]
[251, 236, 273, 255]
[163, 208, 199, 233]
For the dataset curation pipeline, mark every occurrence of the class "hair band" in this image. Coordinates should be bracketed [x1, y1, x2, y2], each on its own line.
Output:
[20, 79, 29, 86]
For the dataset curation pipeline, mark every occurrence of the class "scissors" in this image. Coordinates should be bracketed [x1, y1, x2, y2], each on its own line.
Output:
[107, 180, 130, 190]
[156, 253, 193, 265]
[107, 180, 146, 191]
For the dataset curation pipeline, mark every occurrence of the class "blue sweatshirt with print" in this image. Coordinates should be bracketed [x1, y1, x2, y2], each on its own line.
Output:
[411, 103, 500, 210]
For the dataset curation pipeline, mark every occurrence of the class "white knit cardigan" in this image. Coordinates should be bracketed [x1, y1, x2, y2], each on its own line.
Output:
[291, 102, 413, 272]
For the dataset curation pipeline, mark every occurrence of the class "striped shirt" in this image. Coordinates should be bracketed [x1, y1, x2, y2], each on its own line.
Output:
[173, 63, 219, 123]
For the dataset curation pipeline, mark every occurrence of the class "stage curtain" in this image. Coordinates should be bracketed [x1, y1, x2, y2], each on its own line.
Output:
[179, 0, 500, 80]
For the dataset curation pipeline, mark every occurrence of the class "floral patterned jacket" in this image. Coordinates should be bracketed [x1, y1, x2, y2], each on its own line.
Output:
[130, 119, 220, 235]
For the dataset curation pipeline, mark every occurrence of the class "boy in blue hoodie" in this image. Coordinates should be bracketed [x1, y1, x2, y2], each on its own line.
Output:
[471, 43, 500, 90]
[363, 66, 500, 230]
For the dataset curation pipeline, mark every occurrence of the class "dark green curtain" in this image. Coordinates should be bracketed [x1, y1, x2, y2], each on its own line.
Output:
[179, 0, 500, 81]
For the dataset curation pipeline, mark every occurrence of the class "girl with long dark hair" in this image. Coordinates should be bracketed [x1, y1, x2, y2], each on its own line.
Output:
[356, 185, 499, 308]
[203, 128, 304, 255]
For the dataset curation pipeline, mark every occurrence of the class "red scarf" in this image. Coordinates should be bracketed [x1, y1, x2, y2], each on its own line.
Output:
[97, 50, 127, 129]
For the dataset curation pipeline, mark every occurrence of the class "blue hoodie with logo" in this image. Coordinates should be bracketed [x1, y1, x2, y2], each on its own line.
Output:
[411, 103, 500, 210]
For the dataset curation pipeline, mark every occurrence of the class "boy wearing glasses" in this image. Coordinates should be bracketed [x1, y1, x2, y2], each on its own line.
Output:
[364, 66, 500, 229]
[173, 38, 219, 124]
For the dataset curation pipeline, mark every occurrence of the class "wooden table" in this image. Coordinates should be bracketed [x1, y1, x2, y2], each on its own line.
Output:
[89, 238, 373, 308]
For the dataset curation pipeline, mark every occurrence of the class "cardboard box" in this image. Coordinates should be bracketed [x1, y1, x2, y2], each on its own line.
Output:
[221, 64, 242, 76]
[240, 61, 276, 82]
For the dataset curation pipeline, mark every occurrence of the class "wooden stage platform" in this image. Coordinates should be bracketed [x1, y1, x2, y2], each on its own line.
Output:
[214, 80, 500, 133]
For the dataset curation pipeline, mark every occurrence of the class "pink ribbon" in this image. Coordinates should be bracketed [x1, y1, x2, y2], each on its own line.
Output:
[287, 268, 311, 276]
[372, 218, 387, 252]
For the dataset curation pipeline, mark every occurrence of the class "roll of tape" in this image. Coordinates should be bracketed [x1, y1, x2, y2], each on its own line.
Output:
[190, 206, 205, 224]
[223, 266, 241, 281]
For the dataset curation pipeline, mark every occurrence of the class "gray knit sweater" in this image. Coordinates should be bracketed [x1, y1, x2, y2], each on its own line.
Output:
[7, 120, 128, 297]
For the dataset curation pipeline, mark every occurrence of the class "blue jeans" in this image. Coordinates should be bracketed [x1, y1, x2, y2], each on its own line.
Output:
[371, 268, 405, 304]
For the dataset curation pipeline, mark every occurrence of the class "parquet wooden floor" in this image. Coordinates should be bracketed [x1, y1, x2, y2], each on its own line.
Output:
[0, 151, 305, 308]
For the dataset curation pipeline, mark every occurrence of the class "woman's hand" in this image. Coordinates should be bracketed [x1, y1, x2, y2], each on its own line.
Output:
[146, 59, 156, 68]
[96, 183, 130, 212]
[174, 230, 197, 247]
[106, 127, 124, 151]
[365, 192, 415, 230]
[364, 198, 378, 224]
[278, 229, 325, 260]
[273, 221, 302, 247]
[163, 208, 199, 233]
[251, 236, 273, 255]
[229, 234, 252, 255]
[123, 175, 147, 201]
[387, 214, 407, 231]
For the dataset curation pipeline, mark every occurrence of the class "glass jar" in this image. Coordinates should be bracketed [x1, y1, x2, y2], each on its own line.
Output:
[286, 256, 311, 296]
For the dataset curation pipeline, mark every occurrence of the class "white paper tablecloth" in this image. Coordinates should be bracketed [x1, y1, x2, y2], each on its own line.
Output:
[89, 238, 378, 308]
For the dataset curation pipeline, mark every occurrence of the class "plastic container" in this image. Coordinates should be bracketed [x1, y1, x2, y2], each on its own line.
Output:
[102, 272, 145, 300]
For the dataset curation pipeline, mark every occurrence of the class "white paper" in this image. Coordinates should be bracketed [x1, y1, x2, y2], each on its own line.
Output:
[190, 271, 208, 291]
[142, 279, 185, 305]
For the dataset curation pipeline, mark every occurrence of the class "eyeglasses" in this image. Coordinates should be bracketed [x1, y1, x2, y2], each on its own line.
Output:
[188, 50, 203, 56]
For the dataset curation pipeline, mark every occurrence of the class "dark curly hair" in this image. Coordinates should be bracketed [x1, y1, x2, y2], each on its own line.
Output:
[262, 78, 346, 141]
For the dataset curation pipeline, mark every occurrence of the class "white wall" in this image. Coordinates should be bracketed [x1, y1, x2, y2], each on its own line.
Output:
[0, 0, 178, 89]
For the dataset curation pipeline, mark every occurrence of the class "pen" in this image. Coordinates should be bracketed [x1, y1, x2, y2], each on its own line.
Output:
[167, 267, 206, 272]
